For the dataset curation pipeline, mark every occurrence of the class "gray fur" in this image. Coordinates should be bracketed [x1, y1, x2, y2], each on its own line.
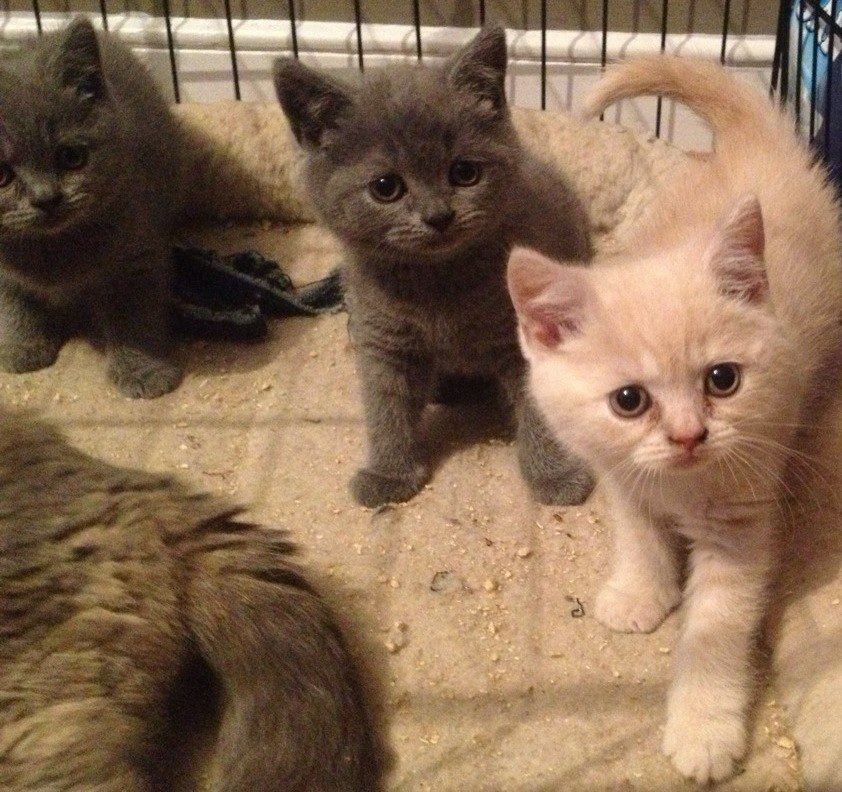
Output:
[0, 412, 384, 791]
[0, 19, 183, 398]
[274, 26, 595, 507]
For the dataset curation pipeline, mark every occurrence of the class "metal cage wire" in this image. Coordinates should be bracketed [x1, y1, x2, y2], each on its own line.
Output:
[22, 1, 842, 143]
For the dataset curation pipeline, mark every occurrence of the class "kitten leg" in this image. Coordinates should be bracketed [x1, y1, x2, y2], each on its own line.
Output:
[662, 527, 773, 785]
[94, 268, 182, 399]
[0, 281, 65, 373]
[350, 351, 429, 507]
[595, 491, 682, 633]
[501, 369, 594, 505]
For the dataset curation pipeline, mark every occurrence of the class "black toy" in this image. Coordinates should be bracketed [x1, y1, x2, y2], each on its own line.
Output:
[171, 246, 344, 341]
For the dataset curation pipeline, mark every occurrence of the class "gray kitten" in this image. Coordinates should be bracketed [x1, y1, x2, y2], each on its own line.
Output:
[0, 411, 384, 791]
[0, 18, 183, 398]
[274, 26, 594, 507]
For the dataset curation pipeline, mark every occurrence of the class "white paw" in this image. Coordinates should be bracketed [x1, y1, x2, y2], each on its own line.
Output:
[662, 706, 746, 785]
[594, 581, 680, 633]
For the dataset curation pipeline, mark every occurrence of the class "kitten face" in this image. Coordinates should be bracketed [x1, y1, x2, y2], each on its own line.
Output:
[275, 26, 519, 262]
[509, 196, 801, 485]
[0, 20, 123, 239]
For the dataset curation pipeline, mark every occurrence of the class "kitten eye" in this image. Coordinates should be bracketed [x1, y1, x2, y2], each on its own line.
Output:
[449, 159, 482, 187]
[705, 363, 741, 397]
[56, 144, 89, 171]
[609, 385, 651, 418]
[0, 163, 14, 188]
[369, 174, 406, 203]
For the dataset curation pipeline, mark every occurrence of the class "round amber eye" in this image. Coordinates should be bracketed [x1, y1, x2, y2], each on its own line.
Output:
[609, 385, 651, 418]
[368, 174, 406, 202]
[0, 163, 14, 188]
[705, 363, 741, 397]
[56, 144, 89, 171]
[449, 159, 482, 186]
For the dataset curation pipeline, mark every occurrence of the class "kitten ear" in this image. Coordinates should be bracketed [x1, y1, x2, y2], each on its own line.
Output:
[447, 25, 507, 112]
[706, 193, 769, 304]
[507, 247, 592, 358]
[60, 17, 105, 102]
[273, 58, 353, 149]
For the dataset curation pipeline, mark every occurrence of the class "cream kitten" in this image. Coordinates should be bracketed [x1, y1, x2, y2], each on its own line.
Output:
[507, 57, 842, 785]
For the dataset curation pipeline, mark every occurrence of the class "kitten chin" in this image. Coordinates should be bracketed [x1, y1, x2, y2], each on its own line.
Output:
[510, 57, 841, 786]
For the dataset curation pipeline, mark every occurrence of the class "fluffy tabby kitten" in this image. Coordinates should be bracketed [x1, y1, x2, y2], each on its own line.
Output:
[0, 412, 383, 791]
[0, 18, 184, 398]
[508, 58, 841, 784]
[273, 26, 594, 508]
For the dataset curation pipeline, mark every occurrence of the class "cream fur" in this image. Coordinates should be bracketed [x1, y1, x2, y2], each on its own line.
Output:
[510, 57, 842, 786]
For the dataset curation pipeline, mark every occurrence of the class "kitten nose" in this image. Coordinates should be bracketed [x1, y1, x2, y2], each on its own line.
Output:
[422, 207, 455, 232]
[30, 187, 63, 212]
[668, 427, 709, 452]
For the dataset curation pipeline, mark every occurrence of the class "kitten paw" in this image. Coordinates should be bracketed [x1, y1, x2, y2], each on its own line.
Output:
[525, 466, 595, 506]
[594, 581, 680, 633]
[109, 348, 182, 399]
[350, 467, 426, 507]
[662, 705, 746, 785]
[0, 337, 61, 373]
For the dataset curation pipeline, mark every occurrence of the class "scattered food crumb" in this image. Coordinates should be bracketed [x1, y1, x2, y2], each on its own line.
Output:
[516, 546, 532, 559]
[430, 570, 459, 592]
[385, 622, 409, 653]
[658, 646, 672, 654]
[483, 578, 499, 592]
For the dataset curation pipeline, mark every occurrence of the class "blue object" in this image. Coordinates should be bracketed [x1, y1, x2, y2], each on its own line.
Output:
[789, 1, 842, 190]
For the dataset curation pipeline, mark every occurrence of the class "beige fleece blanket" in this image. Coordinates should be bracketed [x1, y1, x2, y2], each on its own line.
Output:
[4, 100, 836, 789]
[168, 101, 840, 790]
[166, 104, 842, 789]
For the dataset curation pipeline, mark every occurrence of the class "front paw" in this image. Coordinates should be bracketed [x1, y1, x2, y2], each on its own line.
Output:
[662, 702, 746, 784]
[109, 348, 182, 399]
[350, 467, 426, 507]
[523, 464, 595, 506]
[0, 337, 61, 373]
[594, 580, 680, 633]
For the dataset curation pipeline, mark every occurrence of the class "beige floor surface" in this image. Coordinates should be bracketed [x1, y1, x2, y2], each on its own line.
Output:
[0, 222, 803, 792]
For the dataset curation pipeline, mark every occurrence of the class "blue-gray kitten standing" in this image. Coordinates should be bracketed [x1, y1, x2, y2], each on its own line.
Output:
[0, 18, 183, 398]
[274, 26, 595, 507]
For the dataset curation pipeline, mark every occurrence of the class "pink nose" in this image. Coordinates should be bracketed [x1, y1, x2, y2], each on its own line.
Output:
[668, 428, 709, 452]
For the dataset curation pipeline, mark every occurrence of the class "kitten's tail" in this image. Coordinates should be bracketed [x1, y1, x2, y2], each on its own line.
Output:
[180, 515, 384, 791]
[581, 56, 798, 167]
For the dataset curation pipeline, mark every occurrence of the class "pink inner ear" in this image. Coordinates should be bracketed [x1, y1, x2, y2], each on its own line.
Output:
[527, 302, 562, 347]
[708, 194, 769, 304]
[507, 246, 591, 351]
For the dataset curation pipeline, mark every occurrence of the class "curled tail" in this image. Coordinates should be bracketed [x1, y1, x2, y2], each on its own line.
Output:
[181, 515, 383, 791]
[581, 56, 797, 165]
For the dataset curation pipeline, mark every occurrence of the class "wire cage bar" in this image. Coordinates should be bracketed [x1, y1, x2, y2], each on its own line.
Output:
[772, 0, 842, 144]
[12, 1, 842, 152]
